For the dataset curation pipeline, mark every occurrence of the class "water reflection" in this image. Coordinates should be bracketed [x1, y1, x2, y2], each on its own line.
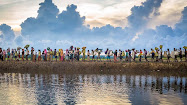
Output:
[0, 73, 186, 105]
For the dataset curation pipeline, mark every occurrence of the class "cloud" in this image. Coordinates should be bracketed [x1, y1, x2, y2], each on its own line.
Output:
[175, 6, 187, 34]
[15, 35, 23, 46]
[0, 24, 15, 41]
[127, 0, 163, 32]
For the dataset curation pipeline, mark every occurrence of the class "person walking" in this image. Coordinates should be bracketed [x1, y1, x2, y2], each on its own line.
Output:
[174, 48, 178, 62]
[105, 49, 110, 62]
[167, 49, 171, 62]
[66, 49, 69, 61]
[125, 50, 128, 61]
[38, 50, 41, 61]
[3, 50, 6, 61]
[44, 49, 47, 61]
[139, 50, 143, 62]
[54, 49, 57, 61]
[0, 48, 2, 61]
[91, 50, 95, 61]
[185, 47, 187, 62]
[128, 49, 131, 62]
[96, 48, 101, 62]
[132, 49, 135, 62]
[26, 48, 29, 61]
[22, 49, 24, 61]
[87, 50, 90, 62]
[119, 49, 123, 62]
[60, 49, 64, 62]
[50, 49, 53, 61]
[179, 48, 183, 62]
[114, 50, 117, 62]
[14, 49, 18, 61]
[82, 47, 86, 62]
[144, 49, 148, 62]
[31, 47, 34, 61]
[151, 49, 155, 62]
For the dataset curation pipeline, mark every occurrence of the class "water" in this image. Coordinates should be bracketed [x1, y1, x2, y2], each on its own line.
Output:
[0, 73, 186, 105]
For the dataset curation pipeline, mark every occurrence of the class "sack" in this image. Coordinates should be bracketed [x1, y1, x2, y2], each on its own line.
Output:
[105, 51, 107, 54]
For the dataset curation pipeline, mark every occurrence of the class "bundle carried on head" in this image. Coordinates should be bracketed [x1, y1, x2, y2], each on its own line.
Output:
[17, 47, 22, 50]
[24, 45, 30, 49]
[47, 47, 50, 51]
[155, 47, 158, 50]
[98, 49, 103, 52]
[82, 47, 86, 49]
[160, 45, 163, 49]
[183, 46, 187, 49]
[70, 46, 73, 50]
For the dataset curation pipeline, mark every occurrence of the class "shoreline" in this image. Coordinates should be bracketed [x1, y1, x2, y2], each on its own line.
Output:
[0, 61, 187, 76]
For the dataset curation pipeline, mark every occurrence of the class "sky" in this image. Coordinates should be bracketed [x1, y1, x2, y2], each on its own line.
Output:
[0, 0, 187, 50]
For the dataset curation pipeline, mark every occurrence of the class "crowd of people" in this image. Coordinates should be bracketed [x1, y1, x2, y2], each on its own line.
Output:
[0, 45, 186, 62]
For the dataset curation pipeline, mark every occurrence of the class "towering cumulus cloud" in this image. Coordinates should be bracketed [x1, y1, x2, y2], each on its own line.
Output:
[21, 0, 59, 40]
[57, 4, 86, 32]
[0, 24, 15, 41]
[175, 7, 187, 35]
[127, 0, 163, 32]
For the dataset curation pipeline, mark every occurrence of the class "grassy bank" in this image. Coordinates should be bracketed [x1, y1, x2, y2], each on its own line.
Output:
[0, 61, 187, 76]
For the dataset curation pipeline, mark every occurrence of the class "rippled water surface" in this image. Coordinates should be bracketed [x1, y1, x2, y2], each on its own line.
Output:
[0, 73, 186, 105]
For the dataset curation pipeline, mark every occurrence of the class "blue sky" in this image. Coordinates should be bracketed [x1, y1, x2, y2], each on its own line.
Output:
[0, 0, 186, 50]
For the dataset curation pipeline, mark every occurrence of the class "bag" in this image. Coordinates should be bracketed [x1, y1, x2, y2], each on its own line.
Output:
[105, 51, 107, 54]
